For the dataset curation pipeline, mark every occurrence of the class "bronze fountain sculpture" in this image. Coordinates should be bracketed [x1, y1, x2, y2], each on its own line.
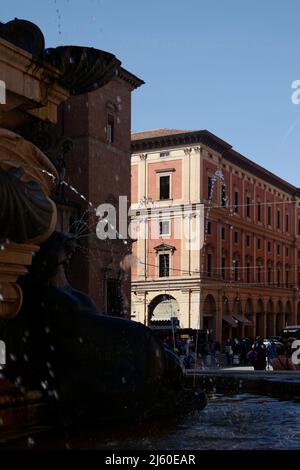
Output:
[0, 19, 206, 428]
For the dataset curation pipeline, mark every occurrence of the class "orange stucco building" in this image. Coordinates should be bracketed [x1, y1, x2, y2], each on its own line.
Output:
[131, 129, 300, 343]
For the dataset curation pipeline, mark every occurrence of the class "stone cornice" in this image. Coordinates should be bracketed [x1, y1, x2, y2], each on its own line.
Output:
[131, 129, 299, 196]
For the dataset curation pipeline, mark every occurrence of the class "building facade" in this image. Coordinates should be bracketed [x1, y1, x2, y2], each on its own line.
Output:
[58, 68, 143, 315]
[131, 129, 300, 342]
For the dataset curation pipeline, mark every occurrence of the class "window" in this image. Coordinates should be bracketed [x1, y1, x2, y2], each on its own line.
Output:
[257, 238, 261, 250]
[257, 202, 261, 222]
[159, 254, 170, 277]
[208, 176, 212, 199]
[221, 185, 226, 207]
[277, 270, 281, 287]
[277, 244, 280, 255]
[159, 220, 170, 236]
[221, 257, 226, 280]
[268, 206, 272, 225]
[234, 191, 239, 213]
[268, 241, 271, 252]
[106, 113, 114, 143]
[286, 246, 289, 257]
[207, 253, 212, 277]
[298, 250, 300, 260]
[246, 197, 251, 217]
[160, 151, 169, 158]
[286, 214, 289, 232]
[277, 210, 280, 229]
[207, 221, 212, 235]
[221, 227, 225, 240]
[234, 231, 238, 243]
[246, 235, 250, 247]
[286, 271, 289, 288]
[159, 175, 170, 200]
[298, 219, 300, 236]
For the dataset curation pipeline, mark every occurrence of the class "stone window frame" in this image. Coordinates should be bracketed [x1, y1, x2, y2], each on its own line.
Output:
[155, 168, 175, 201]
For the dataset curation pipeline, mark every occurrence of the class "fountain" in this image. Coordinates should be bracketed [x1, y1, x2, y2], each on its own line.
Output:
[0, 19, 206, 434]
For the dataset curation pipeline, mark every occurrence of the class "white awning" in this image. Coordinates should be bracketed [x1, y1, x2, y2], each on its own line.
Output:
[223, 314, 238, 327]
[232, 313, 252, 326]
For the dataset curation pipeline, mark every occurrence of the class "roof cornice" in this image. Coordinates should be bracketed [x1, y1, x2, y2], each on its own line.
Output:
[131, 129, 299, 196]
[117, 67, 144, 90]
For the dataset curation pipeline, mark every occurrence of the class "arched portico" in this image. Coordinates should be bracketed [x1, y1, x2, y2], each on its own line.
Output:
[244, 298, 254, 338]
[266, 299, 275, 337]
[148, 294, 180, 324]
[285, 300, 292, 327]
[203, 294, 217, 340]
[276, 300, 284, 335]
[256, 298, 265, 338]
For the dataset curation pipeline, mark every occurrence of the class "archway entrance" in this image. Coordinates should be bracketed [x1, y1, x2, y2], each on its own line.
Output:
[266, 299, 275, 337]
[244, 298, 253, 338]
[203, 294, 217, 340]
[276, 300, 284, 335]
[285, 301, 292, 326]
[148, 294, 180, 325]
[256, 299, 265, 338]
[222, 296, 237, 341]
[233, 297, 243, 338]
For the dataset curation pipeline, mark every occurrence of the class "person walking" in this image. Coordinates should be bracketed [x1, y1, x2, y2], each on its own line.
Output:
[225, 339, 234, 366]
[252, 337, 267, 371]
[271, 344, 296, 371]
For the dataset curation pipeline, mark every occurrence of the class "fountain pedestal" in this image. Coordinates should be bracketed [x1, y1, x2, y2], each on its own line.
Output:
[0, 128, 59, 320]
[0, 243, 39, 319]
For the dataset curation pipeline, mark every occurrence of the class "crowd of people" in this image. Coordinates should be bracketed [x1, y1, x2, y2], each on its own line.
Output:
[163, 334, 297, 371]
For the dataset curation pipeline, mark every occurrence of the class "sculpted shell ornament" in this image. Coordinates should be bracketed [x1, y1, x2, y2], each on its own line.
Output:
[44, 46, 121, 95]
[0, 128, 58, 244]
[0, 167, 53, 244]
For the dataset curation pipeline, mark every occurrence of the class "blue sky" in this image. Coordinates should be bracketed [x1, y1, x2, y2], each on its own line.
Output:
[1, 0, 300, 185]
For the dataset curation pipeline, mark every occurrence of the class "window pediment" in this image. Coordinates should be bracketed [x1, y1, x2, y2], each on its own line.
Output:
[154, 243, 176, 253]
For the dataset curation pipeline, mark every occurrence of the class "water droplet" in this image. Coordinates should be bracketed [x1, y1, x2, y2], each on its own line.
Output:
[27, 437, 35, 447]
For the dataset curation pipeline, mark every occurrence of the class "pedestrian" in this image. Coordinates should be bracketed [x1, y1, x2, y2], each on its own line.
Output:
[266, 340, 277, 369]
[271, 344, 296, 371]
[225, 339, 234, 366]
[252, 337, 267, 370]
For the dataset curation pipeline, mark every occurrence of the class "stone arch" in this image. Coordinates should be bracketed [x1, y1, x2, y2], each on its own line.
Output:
[203, 294, 217, 339]
[276, 300, 284, 335]
[285, 300, 292, 326]
[148, 294, 180, 324]
[266, 299, 275, 338]
[256, 298, 265, 338]
[244, 297, 254, 338]
[222, 296, 232, 341]
[233, 296, 243, 337]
